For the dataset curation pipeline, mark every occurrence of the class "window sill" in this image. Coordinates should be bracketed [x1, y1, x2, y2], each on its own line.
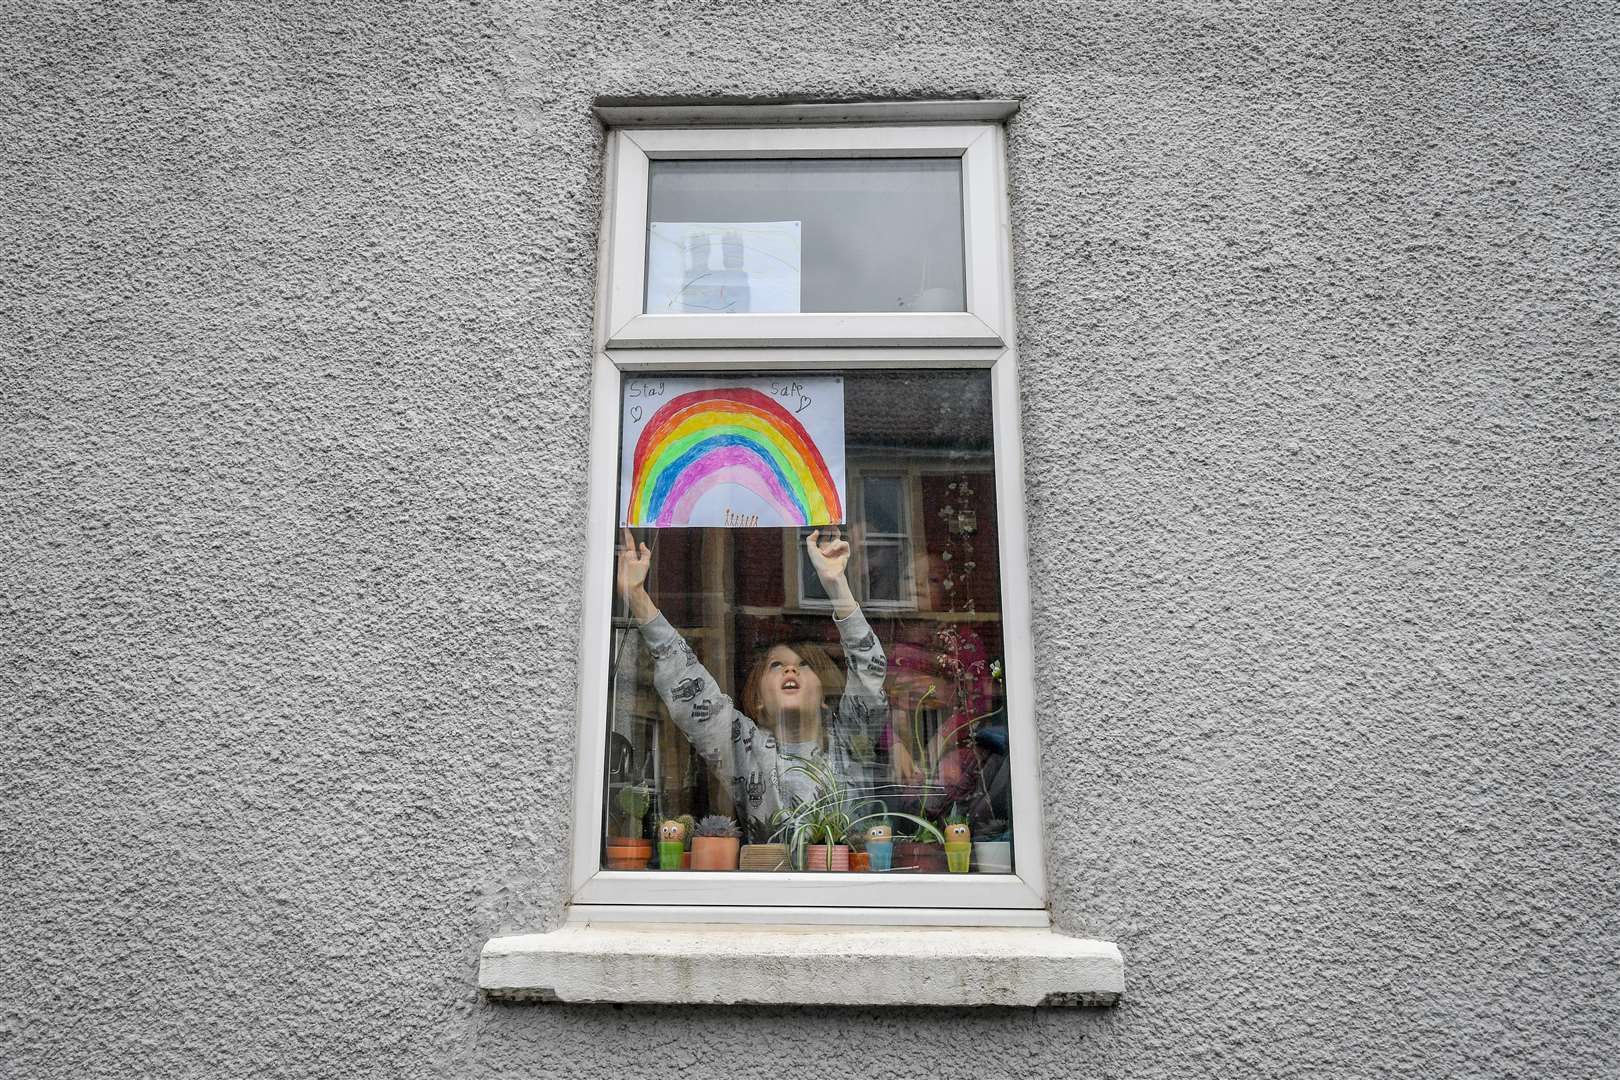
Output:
[479, 919, 1124, 1007]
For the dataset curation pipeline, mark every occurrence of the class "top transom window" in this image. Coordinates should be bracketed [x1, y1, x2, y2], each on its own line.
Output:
[644, 158, 966, 315]
[602, 124, 1007, 349]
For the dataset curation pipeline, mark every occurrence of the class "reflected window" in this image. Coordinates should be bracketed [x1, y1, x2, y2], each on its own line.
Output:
[796, 471, 916, 613]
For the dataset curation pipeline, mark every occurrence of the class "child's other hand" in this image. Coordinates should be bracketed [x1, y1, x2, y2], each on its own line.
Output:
[616, 528, 652, 593]
[805, 528, 851, 583]
[891, 741, 922, 786]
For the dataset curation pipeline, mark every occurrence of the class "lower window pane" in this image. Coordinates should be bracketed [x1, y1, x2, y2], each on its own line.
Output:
[604, 370, 1014, 878]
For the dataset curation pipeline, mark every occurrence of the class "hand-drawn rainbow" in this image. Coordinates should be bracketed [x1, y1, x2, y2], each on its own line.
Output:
[626, 387, 843, 528]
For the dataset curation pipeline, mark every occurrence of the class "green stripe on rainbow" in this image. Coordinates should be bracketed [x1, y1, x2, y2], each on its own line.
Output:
[627, 387, 842, 527]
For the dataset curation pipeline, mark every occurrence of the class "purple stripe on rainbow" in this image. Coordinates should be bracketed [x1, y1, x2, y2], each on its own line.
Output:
[657, 446, 804, 527]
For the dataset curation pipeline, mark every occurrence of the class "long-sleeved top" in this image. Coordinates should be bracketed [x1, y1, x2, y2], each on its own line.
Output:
[638, 608, 889, 823]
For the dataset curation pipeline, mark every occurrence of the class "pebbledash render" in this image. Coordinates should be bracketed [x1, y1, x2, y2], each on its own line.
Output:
[6, 2, 1616, 1078]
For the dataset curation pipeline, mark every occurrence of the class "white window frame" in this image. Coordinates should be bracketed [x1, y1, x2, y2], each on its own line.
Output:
[603, 125, 1006, 349]
[568, 113, 1047, 921]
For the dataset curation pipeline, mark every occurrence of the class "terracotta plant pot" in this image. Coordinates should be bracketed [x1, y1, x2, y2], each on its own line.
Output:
[690, 835, 740, 871]
[805, 844, 850, 871]
[893, 840, 947, 873]
[738, 843, 789, 871]
[850, 851, 870, 872]
[605, 837, 652, 870]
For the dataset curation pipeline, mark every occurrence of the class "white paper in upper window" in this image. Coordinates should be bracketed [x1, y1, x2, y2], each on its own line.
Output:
[618, 374, 846, 529]
[645, 222, 802, 314]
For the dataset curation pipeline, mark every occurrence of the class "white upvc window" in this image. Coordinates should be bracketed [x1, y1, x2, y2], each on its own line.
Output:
[602, 123, 1007, 350]
[568, 104, 1048, 923]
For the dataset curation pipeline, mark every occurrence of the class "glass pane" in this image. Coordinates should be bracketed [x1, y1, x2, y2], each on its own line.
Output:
[604, 370, 1013, 880]
[862, 475, 905, 535]
[645, 159, 965, 314]
[798, 544, 830, 604]
[862, 541, 904, 604]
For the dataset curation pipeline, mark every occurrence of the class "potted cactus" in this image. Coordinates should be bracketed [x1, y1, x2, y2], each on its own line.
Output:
[739, 816, 790, 871]
[605, 785, 653, 869]
[943, 812, 973, 873]
[657, 818, 688, 870]
[677, 813, 696, 869]
[690, 815, 742, 870]
[863, 821, 895, 872]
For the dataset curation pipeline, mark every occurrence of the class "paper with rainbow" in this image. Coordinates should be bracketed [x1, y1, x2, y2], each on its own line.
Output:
[618, 376, 846, 529]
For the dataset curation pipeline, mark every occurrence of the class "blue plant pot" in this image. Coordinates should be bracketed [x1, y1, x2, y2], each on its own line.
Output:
[867, 840, 893, 872]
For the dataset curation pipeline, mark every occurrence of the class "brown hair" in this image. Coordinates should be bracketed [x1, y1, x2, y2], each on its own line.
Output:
[740, 640, 841, 729]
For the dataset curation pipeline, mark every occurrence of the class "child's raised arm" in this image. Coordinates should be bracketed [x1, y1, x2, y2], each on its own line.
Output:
[616, 527, 660, 624]
[617, 527, 795, 816]
[804, 529, 857, 619]
[813, 528, 889, 760]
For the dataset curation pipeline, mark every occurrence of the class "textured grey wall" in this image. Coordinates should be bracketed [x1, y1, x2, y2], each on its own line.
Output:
[5, 1, 1616, 1077]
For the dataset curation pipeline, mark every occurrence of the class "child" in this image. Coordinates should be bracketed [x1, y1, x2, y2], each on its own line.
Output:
[616, 527, 888, 821]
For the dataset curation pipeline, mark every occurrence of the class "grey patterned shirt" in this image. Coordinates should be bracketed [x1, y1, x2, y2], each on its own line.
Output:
[637, 609, 889, 822]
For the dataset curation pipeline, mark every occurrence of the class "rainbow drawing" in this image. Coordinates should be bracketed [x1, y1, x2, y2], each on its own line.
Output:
[625, 387, 843, 528]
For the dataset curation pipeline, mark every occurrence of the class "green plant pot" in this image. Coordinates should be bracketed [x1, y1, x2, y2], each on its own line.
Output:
[945, 845, 971, 873]
[658, 840, 684, 870]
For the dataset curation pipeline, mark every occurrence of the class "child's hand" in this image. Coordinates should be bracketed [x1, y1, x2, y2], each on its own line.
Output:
[616, 528, 652, 594]
[891, 740, 922, 786]
[805, 529, 851, 583]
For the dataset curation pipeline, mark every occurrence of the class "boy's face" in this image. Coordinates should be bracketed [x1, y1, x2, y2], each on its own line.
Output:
[759, 645, 824, 718]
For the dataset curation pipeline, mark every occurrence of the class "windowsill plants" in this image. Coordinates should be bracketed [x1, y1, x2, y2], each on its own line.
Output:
[606, 785, 653, 870]
[771, 759, 941, 872]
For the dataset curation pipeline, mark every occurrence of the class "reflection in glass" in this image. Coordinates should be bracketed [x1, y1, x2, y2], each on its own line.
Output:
[864, 542, 903, 606]
[862, 475, 904, 535]
[603, 371, 1012, 879]
[645, 159, 966, 314]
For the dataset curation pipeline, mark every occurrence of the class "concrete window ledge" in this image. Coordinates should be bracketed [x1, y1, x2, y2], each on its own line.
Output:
[479, 923, 1124, 1007]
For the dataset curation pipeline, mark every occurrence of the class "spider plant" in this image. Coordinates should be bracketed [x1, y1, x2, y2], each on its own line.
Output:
[903, 680, 1004, 825]
[768, 758, 943, 870]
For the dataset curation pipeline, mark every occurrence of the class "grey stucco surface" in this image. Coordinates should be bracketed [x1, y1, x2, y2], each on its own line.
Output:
[4, 1, 1616, 1076]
